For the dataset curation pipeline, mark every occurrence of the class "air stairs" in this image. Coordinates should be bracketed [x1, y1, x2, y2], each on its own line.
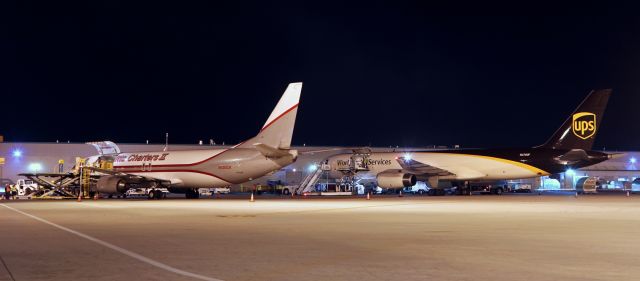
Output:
[294, 162, 330, 195]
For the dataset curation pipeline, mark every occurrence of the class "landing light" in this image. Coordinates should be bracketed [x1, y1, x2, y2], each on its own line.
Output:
[12, 149, 22, 158]
[630, 157, 637, 164]
[403, 153, 412, 161]
[566, 168, 575, 175]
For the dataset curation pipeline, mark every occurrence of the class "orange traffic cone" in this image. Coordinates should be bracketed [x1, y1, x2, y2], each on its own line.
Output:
[627, 191, 630, 197]
[398, 190, 403, 197]
[93, 193, 99, 200]
[77, 193, 82, 202]
[366, 192, 371, 200]
[250, 193, 255, 202]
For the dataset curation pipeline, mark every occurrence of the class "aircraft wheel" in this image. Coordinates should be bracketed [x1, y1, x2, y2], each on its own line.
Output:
[148, 190, 156, 200]
[283, 189, 290, 195]
[154, 190, 164, 199]
[495, 188, 503, 195]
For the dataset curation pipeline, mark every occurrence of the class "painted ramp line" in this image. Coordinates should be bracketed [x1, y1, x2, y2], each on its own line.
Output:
[0, 204, 224, 281]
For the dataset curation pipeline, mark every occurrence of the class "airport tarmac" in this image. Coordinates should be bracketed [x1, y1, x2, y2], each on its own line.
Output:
[0, 195, 639, 281]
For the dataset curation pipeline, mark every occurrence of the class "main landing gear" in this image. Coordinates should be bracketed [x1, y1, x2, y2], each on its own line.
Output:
[454, 181, 472, 196]
[147, 189, 166, 200]
[185, 189, 200, 199]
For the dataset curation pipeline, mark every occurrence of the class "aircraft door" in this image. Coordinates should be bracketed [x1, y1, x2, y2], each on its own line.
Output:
[142, 162, 152, 171]
[352, 156, 369, 171]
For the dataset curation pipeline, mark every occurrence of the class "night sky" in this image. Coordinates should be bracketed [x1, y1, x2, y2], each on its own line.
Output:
[2, 2, 640, 150]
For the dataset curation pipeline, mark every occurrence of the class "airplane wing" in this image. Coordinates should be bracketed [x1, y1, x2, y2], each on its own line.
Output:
[395, 157, 455, 177]
[298, 147, 352, 155]
[83, 167, 172, 185]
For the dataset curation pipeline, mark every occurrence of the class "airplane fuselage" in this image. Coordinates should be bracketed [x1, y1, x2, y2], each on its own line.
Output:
[327, 148, 609, 181]
[86, 148, 296, 188]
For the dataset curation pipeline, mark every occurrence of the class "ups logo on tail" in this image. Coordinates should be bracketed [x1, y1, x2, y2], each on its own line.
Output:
[572, 112, 596, 140]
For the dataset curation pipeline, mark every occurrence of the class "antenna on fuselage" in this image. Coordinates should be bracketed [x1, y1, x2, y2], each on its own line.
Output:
[163, 133, 169, 151]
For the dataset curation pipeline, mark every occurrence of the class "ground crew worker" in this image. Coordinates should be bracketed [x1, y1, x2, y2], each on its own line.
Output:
[3, 184, 9, 200]
[10, 184, 17, 200]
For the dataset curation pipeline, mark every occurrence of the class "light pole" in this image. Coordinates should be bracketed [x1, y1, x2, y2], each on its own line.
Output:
[0, 157, 5, 180]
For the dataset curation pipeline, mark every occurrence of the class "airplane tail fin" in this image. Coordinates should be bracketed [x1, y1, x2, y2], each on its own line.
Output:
[539, 89, 611, 150]
[235, 82, 302, 150]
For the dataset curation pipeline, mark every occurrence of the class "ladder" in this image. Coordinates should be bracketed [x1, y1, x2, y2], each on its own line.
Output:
[80, 164, 91, 198]
[295, 165, 325, 195]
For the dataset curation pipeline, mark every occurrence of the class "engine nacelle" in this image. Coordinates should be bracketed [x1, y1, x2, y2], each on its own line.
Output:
[376, 171, 416, 188]
[96, 176, 127, 194]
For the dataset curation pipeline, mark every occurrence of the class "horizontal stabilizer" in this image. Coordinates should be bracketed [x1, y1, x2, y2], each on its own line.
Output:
[606, 152, 626, 159]
[254, 143, 291, 158]
[556, 149, 590, 162]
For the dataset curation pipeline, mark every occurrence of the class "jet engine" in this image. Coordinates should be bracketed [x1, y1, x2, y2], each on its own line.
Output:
[96, 176, 127, 194]
[376, 171, 416, 188]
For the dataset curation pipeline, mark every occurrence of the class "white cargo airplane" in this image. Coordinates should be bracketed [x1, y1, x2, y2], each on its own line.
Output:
[85, 82, 302, 199]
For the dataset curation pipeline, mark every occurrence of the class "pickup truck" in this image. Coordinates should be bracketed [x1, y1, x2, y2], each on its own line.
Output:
[401, 181, 430, 195]
[125, 187, 169, 199]
[199, 187, 231, 196]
